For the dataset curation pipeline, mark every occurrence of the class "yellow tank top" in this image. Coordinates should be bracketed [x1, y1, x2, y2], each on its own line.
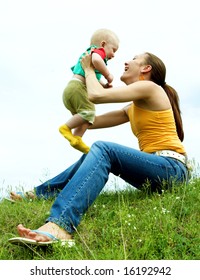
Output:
[127, 104, 186, 154]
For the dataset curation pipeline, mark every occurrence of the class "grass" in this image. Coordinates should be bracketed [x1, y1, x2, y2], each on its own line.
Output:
[0, 177, 199, 260]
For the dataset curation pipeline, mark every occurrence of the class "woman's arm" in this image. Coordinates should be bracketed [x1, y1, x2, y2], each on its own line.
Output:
[89, 107, 129, 129]
[81, 53, 155, 104]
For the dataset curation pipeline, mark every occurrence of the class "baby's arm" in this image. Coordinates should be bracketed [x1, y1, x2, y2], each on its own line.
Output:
[91, 52, 113, 84]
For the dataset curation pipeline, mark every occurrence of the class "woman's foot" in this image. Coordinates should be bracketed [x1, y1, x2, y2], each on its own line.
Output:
[10, 191, 36, 201]
[17, 222, 72, 242]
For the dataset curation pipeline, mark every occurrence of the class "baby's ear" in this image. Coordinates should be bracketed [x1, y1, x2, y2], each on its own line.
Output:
[100, 41, 106, 47]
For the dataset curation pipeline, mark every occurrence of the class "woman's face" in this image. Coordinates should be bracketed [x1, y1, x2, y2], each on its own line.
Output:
[120, 54, 146, 85]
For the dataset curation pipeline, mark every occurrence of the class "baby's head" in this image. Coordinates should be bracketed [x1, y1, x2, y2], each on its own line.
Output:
[90, 28, 119, 59]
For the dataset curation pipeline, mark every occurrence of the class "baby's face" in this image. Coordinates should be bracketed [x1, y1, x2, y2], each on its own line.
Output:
[104, 41, 118, 60]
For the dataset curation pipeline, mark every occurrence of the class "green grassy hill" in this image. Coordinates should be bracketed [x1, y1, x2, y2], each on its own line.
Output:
[0, 178, 199, 260]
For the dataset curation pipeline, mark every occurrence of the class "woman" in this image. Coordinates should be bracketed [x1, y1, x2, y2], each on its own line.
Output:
[9, 52, 189, 246]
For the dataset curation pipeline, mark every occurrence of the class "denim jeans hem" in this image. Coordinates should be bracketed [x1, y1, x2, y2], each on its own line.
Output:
[46, 217, 74, 234]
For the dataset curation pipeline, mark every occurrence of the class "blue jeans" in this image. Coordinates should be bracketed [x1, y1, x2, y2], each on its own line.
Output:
[35, 141, 188, 233]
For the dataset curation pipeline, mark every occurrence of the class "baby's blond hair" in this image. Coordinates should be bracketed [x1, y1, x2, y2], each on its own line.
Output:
[90, 28, 119, 47]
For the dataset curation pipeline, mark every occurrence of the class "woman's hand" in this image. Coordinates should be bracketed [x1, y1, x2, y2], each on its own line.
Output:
[81, 51, 95, 72]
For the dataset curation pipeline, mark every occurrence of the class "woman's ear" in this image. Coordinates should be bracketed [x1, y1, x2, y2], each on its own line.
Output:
[141, 65, 152, 73]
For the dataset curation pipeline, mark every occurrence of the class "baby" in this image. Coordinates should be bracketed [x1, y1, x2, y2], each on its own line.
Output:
[59, 28, 119, 153]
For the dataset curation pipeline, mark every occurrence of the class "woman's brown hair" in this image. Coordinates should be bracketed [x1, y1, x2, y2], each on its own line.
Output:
[144, 52, 184, 141]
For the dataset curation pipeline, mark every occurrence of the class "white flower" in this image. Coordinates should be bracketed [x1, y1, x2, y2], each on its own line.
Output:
[162, 207, 170, 214]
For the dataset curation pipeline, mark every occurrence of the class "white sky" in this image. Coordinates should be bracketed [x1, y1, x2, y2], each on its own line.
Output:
[0, 0, 200, 194]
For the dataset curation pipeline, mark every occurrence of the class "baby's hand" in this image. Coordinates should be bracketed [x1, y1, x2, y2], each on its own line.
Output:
[103, 83, 113, 88]
[105, 73, 113, 84]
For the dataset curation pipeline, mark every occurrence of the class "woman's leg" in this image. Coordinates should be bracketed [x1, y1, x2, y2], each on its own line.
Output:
[102, 142, 188, 190]
[16, 141, 187, 241]
[46, 141, 187, 233]
[10, 154, 88, 201]
[34, 153, 87, 199]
